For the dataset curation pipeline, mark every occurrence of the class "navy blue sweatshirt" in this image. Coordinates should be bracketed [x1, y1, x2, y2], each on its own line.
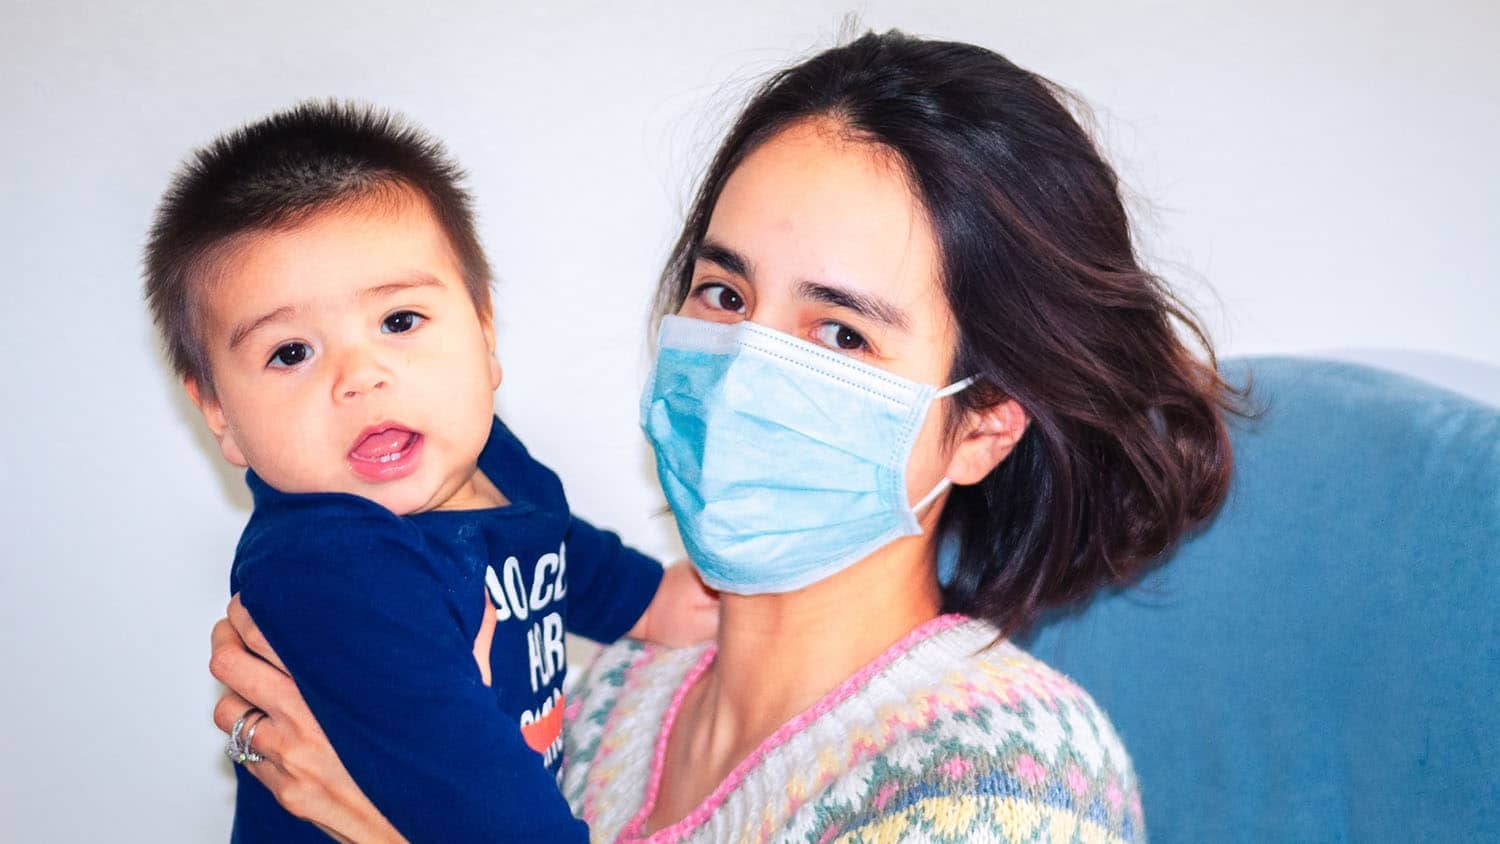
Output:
[229, 416, 663, 842]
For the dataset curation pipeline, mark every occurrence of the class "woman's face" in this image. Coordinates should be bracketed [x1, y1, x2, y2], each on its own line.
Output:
[679, 118, 961, 515]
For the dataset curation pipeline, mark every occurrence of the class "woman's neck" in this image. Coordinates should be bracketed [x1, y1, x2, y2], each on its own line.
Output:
[713, 546, 943, 736]
[653, 534, 944, 827]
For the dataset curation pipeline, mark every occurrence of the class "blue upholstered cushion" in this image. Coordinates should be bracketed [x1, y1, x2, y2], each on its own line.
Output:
[1019, 356, 1500, 842]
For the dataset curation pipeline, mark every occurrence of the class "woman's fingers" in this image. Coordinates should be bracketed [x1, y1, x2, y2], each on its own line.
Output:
[213, 681, 341, 829]
[210, 616, 240, 666]
[227, 594, 287, 673]
[210, 617, 300, 725]
[212, 687, 252, 735]
[209, 619, 285, 767]
[240, 755, 289, 789]
[213, 688, 290, 764]
[208, 622, 406, 842]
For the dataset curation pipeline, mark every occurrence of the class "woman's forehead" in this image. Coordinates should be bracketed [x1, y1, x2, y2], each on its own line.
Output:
[706, 122, 943, 312]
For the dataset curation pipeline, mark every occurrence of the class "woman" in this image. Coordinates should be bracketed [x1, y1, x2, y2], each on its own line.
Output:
[211, 30, 1236, 842]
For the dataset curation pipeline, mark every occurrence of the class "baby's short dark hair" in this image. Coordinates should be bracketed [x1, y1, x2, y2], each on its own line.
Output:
[144, 100, 492, 396]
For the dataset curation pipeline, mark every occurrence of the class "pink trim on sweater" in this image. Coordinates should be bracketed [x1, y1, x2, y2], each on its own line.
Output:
[618, 613, 969, 843]
[617, 645, 719, 841]
[581, 642, 682, 825]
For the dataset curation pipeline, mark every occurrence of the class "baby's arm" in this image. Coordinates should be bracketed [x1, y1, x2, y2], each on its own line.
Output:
[236, 503, 588, 842]
[560, 516, 718, 647]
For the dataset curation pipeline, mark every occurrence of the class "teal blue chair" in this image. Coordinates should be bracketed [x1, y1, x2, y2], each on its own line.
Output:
[1020, 357, 1500, 842]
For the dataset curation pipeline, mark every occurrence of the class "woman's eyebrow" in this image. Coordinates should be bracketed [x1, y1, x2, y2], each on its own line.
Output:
[697, 239, 910, 329]
[695, 240, 752, 278]
[794, 280, 910, 330]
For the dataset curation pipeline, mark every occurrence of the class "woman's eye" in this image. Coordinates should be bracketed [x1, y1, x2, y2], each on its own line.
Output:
[268, 342, 312, 368]
[696, 283, 746, 314]
[814, 322, 868, 352]
[382, 311, 425, 334]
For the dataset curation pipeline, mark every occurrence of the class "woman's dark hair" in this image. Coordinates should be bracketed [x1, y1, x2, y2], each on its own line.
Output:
[657, 30, 1242, 635]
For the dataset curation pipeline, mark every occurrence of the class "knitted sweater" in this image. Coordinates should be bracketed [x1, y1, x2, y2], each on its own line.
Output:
[563, 614, 1144, 843]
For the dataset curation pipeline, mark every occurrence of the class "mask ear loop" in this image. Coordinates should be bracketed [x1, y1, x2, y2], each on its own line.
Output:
[911, 375, 979, 516]
[935, 375, 977, 398]
[912, 477, 953, 515]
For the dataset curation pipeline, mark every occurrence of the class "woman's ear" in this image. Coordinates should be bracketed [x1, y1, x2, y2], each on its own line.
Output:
[185, 377, 249, 468]
[944, 398, 1030, 485]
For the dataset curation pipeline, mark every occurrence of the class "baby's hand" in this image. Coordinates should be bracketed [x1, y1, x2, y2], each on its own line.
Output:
[472, 596, 496, 686]
[628, 562, 719, 647]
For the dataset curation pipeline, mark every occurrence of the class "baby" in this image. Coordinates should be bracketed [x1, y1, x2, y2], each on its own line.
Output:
[145, 101, 713, 841]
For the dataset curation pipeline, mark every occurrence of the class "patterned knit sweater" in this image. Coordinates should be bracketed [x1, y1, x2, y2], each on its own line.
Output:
[563, 614, 1144, 843]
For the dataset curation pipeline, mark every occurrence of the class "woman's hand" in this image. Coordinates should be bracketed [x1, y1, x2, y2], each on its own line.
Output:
[210, 594, 406, 843]
[627, 562, 720, 647]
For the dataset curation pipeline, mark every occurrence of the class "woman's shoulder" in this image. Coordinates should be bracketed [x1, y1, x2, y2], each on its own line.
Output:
[918, 617, 1134, 766]
[786, 615, 1145, 843]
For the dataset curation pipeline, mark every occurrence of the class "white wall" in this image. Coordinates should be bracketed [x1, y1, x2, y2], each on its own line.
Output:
[1, 1, 1495, 839]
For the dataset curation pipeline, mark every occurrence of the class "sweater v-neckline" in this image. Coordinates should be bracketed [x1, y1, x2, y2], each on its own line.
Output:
[618, 613, 970, 842]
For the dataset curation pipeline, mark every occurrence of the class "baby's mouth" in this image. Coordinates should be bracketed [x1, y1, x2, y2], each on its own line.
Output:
[350, 427, 418, 463]
[348, 425, 423, 481]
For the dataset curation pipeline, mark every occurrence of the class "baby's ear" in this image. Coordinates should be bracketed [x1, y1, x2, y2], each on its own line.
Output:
[481, 313, 503, 391]
[184, 377, 248, 468]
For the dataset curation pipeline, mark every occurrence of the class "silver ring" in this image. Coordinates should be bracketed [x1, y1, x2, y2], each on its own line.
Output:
[242, 712, 266, 763]
[224, 706, 265, 764]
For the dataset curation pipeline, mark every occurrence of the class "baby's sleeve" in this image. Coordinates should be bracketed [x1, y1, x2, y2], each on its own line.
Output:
[558, 515, 664, 644]
[470, 415, 665, 645]
[235, 501, 589, 842]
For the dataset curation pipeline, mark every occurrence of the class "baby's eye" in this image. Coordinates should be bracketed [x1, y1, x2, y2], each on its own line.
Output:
[694, 283, 746, 314]
[382, 311, 426, 334]
[268, 342, 312, 368]
[814, 322, 868, 352]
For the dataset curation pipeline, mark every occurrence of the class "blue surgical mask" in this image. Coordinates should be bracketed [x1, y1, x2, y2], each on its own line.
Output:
[640, 315, 973, 595]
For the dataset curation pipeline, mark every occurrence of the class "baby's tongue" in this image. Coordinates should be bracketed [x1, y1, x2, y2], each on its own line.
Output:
[351, 428, 414, 460]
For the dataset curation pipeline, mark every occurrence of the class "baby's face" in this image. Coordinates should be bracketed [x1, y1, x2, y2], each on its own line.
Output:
[188, 190, 502, 515]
